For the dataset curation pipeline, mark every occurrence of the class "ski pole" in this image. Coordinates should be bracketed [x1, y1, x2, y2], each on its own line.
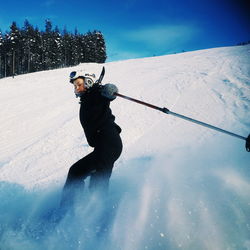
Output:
[115, 92, 250, 152]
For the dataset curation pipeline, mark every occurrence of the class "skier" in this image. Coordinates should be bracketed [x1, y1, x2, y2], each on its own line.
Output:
[61, 69, 122, 207]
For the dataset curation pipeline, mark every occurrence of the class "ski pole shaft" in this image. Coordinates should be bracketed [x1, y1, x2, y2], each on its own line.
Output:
[115, 93, 163, 112]
[115, 92, 247, 141]
[164, 110, 246, 140]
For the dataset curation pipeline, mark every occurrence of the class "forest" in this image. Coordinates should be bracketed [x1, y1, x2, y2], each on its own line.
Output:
[0, 19, 107, 78]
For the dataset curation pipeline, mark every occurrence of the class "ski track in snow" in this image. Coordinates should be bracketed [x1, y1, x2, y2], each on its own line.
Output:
[0, 45, 250, 250]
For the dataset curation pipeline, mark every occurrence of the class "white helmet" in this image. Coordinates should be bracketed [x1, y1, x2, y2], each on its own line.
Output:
[69, 70, 96, 89]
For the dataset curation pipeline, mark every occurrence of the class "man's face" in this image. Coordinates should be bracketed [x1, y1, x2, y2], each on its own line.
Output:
[73, 78, 86, 94]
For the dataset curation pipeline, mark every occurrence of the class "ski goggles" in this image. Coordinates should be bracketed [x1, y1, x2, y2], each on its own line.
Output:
[69, 71, 96, 83]
[69, 71, 81, 83]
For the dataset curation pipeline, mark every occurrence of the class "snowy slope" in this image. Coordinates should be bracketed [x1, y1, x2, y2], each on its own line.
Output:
[0, 45, 250, 250]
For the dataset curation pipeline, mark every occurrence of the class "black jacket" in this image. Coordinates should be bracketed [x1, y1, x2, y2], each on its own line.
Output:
[79, 84, 121, 147]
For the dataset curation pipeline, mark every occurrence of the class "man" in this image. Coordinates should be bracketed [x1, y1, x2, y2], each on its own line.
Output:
[61, 69, 122, 207]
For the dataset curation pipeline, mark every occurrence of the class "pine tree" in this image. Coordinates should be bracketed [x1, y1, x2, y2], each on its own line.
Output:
[9, 21, 22, 76]
[83, 31, 107, 63]
[22, 19, 34, 73]
[33, 27, 44, 71]
[94, 30, 107, 63]
[43, 19, 54, 69]
[51, 26, 63, 69]
[71, 29, 80, 66]
[78, 34, 87, 63]
[84, 31, 95, 62]
[62, 27, 71, 67]
[2, 32, 11, 77]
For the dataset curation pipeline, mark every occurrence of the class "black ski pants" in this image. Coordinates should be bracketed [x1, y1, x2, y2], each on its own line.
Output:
[62, 126, 122, 201]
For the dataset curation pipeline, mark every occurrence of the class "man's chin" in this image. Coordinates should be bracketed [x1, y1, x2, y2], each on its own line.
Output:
[75, 91, 85, 98]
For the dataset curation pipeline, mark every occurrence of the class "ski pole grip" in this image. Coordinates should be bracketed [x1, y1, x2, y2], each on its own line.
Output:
[246, 134, 250, 152]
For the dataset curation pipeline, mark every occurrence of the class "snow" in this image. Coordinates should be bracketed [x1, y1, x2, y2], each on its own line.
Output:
[0, 45, 250, 250]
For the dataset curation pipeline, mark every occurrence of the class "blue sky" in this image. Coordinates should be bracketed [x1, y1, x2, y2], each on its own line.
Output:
[0, 0, 249, 61]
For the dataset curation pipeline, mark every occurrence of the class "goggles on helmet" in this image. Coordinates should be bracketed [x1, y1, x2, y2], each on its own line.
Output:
[69, 71, 78, 81]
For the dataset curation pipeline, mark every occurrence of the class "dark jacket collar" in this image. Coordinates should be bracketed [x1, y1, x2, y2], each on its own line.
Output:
[80, 84, 100, 101]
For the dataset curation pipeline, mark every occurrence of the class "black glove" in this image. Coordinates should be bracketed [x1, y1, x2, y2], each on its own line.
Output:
[101, 84, 118, 99]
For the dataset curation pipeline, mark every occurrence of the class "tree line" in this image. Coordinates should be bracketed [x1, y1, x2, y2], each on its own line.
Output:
[237, 40, 250, 46]
[0, 19, 107, 78]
